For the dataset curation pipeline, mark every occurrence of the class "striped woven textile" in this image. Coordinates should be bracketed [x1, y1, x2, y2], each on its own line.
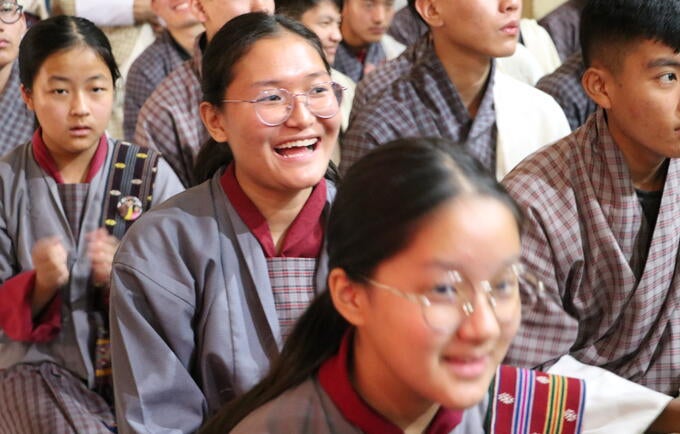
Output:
[489, 365, 586, 434]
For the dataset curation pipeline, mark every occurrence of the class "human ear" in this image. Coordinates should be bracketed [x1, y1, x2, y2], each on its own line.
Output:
[415, 0, 442, 28]
[582, 66, 613, 110]
[199, 101, 229, 143]
[328, 268, 368, 327]
[20, 84, 34, 112]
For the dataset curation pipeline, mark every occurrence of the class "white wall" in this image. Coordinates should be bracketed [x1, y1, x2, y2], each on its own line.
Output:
[528, 0, 566, 19]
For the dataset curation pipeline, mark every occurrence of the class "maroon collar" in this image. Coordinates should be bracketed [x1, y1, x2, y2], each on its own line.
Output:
[31, 129, 107, 184]
[318, 331, 463, 434]
[220, 163, 326, 258]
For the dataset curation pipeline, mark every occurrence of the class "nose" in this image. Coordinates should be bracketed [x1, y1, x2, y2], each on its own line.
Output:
[456, 292, 501, 343]
[69, 91, 90, 117]
[500, 0, 520, 13]
[284, 94, 315, 129]
[329, 25, 342, 43]
[371, 4, 387, 24]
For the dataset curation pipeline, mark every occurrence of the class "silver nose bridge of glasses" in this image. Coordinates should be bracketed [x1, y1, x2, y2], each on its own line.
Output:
[449, 271, 499, 318]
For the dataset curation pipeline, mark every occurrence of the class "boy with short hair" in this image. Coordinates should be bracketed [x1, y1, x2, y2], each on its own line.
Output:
[0, 0, 33, 155]
[341, 0, 570, 179]
[333, 0, 404, 81]
[504, 0, 680, 395]
[123, 0, 203, 141]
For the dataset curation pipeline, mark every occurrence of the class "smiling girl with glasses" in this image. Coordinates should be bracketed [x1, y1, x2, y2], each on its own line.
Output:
[109, 12, 343, 433]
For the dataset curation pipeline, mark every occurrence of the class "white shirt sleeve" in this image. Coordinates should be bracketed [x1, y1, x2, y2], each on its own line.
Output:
[547, 355, 672, 434]
[74, 0, 135, 26]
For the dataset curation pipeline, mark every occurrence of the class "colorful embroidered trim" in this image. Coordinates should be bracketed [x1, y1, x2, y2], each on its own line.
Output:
[489, 365, 586, 434]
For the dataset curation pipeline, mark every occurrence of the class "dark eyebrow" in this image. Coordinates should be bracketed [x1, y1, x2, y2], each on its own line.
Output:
[647, 58, 680, 69]
[47, 74, 108, 83]
[251, 71, 329, 88]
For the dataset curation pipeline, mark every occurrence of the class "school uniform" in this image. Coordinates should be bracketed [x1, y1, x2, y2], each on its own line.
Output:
[332, 36, 406, 82]
[0, 62, 35, 157]
[536, 52, 596, 131]
[231, 331, 588, 434]
[538, 0, 584, 62]
[0, 131, 184, 434]
[134, 34, 208, 187]
[110, 165, 336, 434]
[124, 29, 192, 142]
[341, 46, 570, 179]
[503, 108, 680, 395]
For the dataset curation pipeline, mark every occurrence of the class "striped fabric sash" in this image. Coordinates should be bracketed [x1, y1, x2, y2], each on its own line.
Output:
[94, 140, 160, 406]
[488, 365, 586, 434]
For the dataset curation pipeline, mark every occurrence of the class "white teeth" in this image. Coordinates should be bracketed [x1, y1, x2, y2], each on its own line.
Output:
[174, 3, 189, 10]
[276, 138, 316, 149]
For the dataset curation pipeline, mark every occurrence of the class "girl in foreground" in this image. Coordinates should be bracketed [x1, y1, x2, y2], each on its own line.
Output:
[0, 15, 182, 434]
[203, 138, 680, 434]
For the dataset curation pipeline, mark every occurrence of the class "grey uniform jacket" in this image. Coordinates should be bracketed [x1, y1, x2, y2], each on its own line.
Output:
[110, 171, 336, 434]
[231, 378, 487, 434]
[0, 137, 184, 386]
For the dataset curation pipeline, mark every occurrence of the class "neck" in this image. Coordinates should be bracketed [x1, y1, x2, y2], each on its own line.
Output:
[432, 35, 491, 117]
[168, 23, 203, 54]
[628, 157, 668, 192]
[45, 138, 99, 184]
[0, 61, 14, 93]
[351, 332, 434, 430]
[607, 113, 668, 191]
[234, 168, 314, 254]
[341, 23, 370, 51]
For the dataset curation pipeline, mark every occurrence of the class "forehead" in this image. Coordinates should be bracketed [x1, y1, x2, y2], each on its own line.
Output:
[229, 32, 327, 86]
[615, 38, 680, 73]
[395, 197, 520, 276]
[36, 46, 112, 79]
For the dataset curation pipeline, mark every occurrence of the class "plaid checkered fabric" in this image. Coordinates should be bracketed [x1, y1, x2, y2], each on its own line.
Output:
[123, 30, 191, 141]
[267, 257, 317, 342]
[0, 363, 115, 434]
[536, 52, 596, 131]
[387, 6, 427, 47]
[333, 40, 387, 82]
[350, 34, 430, 124]
[134, 34, 208, 187]
[0, 62, 35, 157]
[341, 46, 497, 175]
[503, 108, 680, 395]
[57, 183, 89, 239]
[538, 0, 584, 62]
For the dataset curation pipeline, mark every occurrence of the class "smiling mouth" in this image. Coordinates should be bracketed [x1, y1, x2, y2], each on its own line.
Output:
[274, 138, 318, 158]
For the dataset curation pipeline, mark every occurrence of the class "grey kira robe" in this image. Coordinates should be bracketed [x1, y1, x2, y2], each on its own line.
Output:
[110, 171, 335, 434]
[0, 137, 184, 385]
[503, 108, 680, 395]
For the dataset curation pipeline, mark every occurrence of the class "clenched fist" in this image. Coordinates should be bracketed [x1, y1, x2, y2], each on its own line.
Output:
[87, 228, 120, 288]
[31, 236, 69, 316]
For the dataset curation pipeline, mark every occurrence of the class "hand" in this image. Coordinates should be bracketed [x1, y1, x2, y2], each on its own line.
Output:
[31, 236, 69, 316]
[87, 228, 120, 288]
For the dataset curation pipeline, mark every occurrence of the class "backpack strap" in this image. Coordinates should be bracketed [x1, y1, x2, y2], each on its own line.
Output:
[101, 140, 160, 239]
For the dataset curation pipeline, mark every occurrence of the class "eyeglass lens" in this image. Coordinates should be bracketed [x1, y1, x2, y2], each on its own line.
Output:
[255, 82, 342, 126]
[0, 3, 21, 24]
[422, 266, 521, 332]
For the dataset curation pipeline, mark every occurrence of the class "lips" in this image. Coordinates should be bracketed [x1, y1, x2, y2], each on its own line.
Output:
[69, 126, 92, 137]
[500, 21, 519, 36]
[274, 138, 319, 158]
[442, 354, 490, 379]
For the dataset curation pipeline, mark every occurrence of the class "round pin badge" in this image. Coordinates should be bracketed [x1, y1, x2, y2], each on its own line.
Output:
[117, 196, 143, 221]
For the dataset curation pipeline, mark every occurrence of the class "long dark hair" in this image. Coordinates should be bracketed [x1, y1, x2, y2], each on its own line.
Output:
[199, 137, 523, 433]
[19, 15, 120, 90]
[193, 12, 339, 184]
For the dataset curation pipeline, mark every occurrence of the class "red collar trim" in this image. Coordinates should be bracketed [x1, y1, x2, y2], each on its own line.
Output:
[31, 129, 108, 184]
[220, 163, 326, 258]
[318, 331, 463, 434]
